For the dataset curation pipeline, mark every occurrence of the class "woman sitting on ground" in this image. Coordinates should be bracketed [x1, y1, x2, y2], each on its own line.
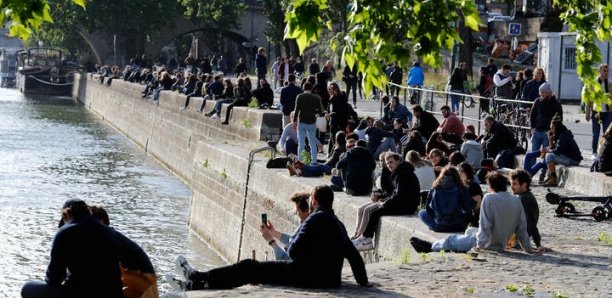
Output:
[406, 150, 435, 191]
[325, 131, 347, 168]
[425, 131, 450, 156]
[593, 124, 612, 173]
[449, 151, 467, 166]
[400, 130, 426, 159]
[220, 77, 252, 124]
[205, 78, 234, 118]
[251, 78, 274, 107]
[418, 166, 475, 232]
[428, 148, 448, 177]
[352, 152, 395, 239]
[458, 162, 483, 227]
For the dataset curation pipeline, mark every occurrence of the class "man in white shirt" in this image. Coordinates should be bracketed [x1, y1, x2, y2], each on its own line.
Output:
[430, 172, 539, 254]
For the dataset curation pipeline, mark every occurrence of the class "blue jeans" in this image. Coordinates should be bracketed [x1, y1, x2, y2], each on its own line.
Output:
[214, 99, 233, 114]
[22, 281, 64, 298]
[523, 150, 547, 181]
[418, 209, 436, 230]
[530, 130, 549, 152]
[592, 111, 612, 154]
[431, 228, 478, 252]
[301, 164, 331, 177]
[297, 122, 318, 164]
[331, 175, 344, 188]
[545, 153, 580, 166]
[450, 93, 461, 112]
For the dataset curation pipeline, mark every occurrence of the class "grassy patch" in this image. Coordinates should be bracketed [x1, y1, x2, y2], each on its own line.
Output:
[505, 284, 518, 293]
[220, 168, 228, 179]
[247, 97, 259, 109]
[242, 119, 252, 128]
[202, 159, 209, 168]
[598, 232, 612, 246]
[397, 248, 411, 264]
[552, 291, 569, 298]
[521, 285, 535, 297]
[464, 287, 475, 294]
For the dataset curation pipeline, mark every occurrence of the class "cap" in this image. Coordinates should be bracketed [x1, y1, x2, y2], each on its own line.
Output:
[539, 82, 552, 94]
[58, 199, 89, 228]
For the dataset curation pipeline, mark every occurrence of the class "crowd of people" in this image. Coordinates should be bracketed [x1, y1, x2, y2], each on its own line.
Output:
[54, 51, 611, 295]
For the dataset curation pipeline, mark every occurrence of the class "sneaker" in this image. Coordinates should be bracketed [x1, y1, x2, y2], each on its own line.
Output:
[352, 236, 365, 246]
[355, 237, 374, 251]
[164, 274, 192, 291]
[175, 256, 195, 281]
[211, 114, 219, 119]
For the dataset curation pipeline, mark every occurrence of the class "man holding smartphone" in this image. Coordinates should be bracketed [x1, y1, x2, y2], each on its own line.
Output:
[260, 192, 310, 261]
[170, 185, 369, 290]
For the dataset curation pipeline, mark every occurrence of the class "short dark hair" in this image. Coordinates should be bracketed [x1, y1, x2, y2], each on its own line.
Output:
[462, 131, 477, 140]
[356, 140, 367, 147]
[412, 105, 423, 113]
[484, 115, 495, 123]
[486, 172, 508, 192]
[502, 64, 511, 70]
[440, 105, 450, 112]
[288, 73, 296, 82]
[346, 132, 359, 141]
[509, 169, 531, 190]
[312, 185, 334, 208]
[303, 82, 313, 91]
[290, 192, 310, 212]
[90, 205, 110, 226]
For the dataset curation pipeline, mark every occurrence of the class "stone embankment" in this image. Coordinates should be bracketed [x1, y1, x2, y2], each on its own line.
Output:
[72, 74, 611, 298]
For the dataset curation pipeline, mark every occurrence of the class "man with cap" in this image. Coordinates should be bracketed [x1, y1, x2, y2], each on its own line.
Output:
[22, 199, 123, 298]
[529, 82, 562, 152]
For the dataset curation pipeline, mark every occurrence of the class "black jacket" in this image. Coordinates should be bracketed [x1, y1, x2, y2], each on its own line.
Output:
[336, 146, 376, 195]
[413, 110, 440, 140]
[484, 121, 516, 156]
[384, 162, 421, 214]
[287, 207, 368, 287]
[530, 96, 562, 130]
[553, 129, 583, 163]
[280, 84, 303, 116]
[46, 217, 122, 297]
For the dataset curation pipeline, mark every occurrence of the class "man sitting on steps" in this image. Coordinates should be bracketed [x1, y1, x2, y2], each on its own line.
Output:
[166, 185, 369, 290]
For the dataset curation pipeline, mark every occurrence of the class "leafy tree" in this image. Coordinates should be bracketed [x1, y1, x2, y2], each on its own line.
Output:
[284, 0, 481, 94]
[179, 0, 246, 31]
[0, 0, 84, 39]
[555, 0, 612, 109]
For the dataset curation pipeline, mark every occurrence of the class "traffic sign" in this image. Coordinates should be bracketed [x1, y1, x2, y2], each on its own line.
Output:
[509, 23, 521, 36]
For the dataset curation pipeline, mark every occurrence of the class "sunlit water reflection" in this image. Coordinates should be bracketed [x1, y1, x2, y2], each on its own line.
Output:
[0, 88, 225, 296]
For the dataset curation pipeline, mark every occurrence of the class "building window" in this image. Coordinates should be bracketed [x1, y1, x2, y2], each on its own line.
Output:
[564, 47, 577, 70]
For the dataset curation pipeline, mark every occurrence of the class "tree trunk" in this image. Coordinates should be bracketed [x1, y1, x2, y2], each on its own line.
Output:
[458, 13, 474, 80]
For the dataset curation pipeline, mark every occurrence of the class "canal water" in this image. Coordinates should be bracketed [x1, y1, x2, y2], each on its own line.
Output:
[0, 88, 225, 296]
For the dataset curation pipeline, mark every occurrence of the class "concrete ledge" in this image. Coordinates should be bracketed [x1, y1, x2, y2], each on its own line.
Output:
[190, 141, 448, 262]
[515, 154, 612, 195]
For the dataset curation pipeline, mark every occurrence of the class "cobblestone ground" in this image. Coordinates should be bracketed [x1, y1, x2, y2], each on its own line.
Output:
[173, 185, 611, 298]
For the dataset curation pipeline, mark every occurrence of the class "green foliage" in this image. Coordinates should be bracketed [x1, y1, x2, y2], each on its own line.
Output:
[284, 0, 481, 95]
[299, 149, 311, 165]
[179, 0, 246, 30]
[220, 168, 228, 179]
[202, 159, 209, 168]
[598, 231, 612, 246]
[505, 284, 518, 293]
[418, 252, 431, 263]
[521, 285, 536, 297]
[242, 119, 252, 128]
[0, 0, 84, 40]
[398, 248, 411, 264]
[556, 0, 612, 109]
[552, 291, 569, 298]
[263, 0, 289, 45]
[465, 287, 475, 294]
[247, 97, 259, 109]
[25, 0, 179, 55]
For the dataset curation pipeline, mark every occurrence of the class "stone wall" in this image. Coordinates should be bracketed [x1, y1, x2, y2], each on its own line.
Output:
[73, 73, 448, 264]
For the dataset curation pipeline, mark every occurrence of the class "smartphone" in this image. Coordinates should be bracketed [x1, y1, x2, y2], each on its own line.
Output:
[261, 213, 267, 226]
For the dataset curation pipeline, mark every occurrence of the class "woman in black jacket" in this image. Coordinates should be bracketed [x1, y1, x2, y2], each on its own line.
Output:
[327, 82, 349, 156]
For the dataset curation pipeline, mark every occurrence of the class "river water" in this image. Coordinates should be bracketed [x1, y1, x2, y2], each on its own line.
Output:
[0, 88, 225, 296]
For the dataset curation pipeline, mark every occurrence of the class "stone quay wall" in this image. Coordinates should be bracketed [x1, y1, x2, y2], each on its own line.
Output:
[73, 73, 447, 264]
